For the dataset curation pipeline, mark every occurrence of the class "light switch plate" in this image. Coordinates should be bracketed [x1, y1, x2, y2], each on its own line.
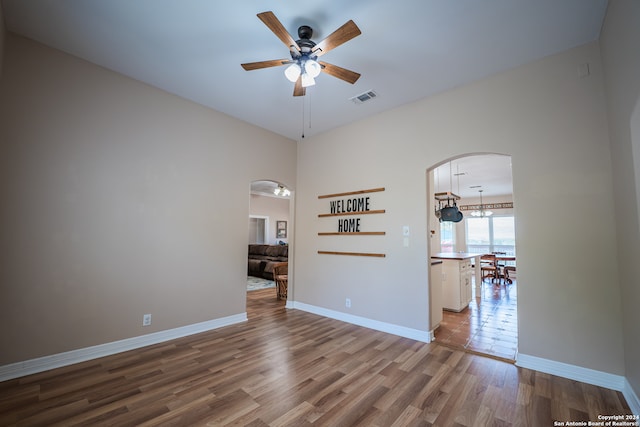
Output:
[403, 226, 410, 236]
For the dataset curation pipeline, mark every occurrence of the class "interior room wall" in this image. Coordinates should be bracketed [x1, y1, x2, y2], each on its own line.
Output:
[0, 1, 5, 78]
[600, 0, 640, 399]
[249, 194, 290, 244]
[296, 41, 624, 377]
[0, 34, 296, 365]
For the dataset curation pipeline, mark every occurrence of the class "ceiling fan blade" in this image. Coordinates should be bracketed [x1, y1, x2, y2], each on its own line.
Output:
[241, 59, 291, 71]
[319, 61, 361, 84]
[312, 20, 361, 56]
[257, 11, 301, 53]
[293, 77, 306, 97]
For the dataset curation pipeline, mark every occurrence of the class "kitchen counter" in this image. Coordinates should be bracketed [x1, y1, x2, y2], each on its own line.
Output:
[431, 252, 483, 260]
[431, 252, 483, 305]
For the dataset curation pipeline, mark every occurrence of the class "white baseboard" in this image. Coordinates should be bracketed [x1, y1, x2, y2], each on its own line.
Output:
[516, 353, 626, 391]
[0, 313, 247, 382]
[516, 354, 640, 414]
[624, 379, 640, 416]
[291, 301, 432, 343]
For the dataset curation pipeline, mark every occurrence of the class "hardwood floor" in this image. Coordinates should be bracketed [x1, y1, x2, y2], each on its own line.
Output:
[0, 288, 632, 426]
[435, 279, 518, 362]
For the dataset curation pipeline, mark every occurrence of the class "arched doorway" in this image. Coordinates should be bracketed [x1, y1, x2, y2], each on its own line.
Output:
[427, 154, 518, 361]
[247, 180, 292, 306]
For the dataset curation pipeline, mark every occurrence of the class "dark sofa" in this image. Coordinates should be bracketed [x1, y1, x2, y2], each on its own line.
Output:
[248, 244, 288, 280]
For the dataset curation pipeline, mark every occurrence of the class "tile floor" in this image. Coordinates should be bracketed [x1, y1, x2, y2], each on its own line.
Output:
[434, 277, 518, 361]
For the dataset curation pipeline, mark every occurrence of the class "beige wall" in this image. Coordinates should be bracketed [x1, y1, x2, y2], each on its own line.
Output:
[296, 42, 625, 376]
[0, 34, 296, 365]
[600, 0, 640, 397]
[0, 1, 5, 78]
[249, 194, 290, 244]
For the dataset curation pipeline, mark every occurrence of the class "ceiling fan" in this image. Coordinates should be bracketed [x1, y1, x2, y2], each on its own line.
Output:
[241, 11, 362, 97]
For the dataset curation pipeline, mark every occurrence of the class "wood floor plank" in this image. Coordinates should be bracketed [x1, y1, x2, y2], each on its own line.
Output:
[0, 288, 633, 426]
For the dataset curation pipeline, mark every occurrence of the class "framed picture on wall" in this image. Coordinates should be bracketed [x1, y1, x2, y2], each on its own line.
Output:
[276, 221, 287, 238]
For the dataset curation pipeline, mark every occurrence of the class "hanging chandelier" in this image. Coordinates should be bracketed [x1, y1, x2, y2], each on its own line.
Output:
[273, 185, 290, 197]
[471, 189, 493, 217]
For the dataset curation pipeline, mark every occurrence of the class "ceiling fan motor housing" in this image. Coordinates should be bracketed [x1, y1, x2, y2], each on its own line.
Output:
[297, 25, 313, 41]
[295, 26, 317, 55]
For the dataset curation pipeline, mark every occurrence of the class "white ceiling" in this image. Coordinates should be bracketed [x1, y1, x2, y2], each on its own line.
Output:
[250, 180, 291, 199]
[434, 154, 513, 198]
[1, 0, 608, 143]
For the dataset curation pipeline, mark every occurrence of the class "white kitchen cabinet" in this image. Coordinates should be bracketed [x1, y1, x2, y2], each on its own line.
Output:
[440, 258, 473, 312]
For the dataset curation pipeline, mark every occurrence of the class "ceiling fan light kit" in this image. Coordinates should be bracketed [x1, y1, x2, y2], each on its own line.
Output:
[241, 11, 361, 96]
[284, 63, 301, 82]
[284, 58, 321, 86]
[301, 69, 316, 87]
[304, 59, 322, 78]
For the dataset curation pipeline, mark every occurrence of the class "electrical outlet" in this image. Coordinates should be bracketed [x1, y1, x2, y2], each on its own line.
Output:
[345, 298, 351, 308]
[142, 314, 152, 326]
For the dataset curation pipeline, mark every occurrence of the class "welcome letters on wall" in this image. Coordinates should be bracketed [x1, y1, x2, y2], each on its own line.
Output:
[317, 187, 386, 257]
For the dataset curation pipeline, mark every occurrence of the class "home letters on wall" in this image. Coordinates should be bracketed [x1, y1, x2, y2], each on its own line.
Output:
[317, 187, 386, 257]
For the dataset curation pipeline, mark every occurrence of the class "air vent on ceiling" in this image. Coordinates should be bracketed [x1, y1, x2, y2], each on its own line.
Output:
[349, 90, 378, 104]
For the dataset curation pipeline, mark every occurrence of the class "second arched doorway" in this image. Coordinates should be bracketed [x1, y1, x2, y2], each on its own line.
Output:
[247, 180, 293, 312]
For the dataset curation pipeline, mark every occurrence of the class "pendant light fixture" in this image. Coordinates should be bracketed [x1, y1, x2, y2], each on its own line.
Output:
[471, 189, 493, 217]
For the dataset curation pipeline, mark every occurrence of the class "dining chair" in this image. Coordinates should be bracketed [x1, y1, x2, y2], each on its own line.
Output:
[492, 251, 507, 280]
[273, 262, 288, 300]
[504, 266, 516, 284]
[480, 254, 499, 283]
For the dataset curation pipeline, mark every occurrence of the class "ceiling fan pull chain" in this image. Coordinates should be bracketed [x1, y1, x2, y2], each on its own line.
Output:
[308, 91, 312, 131]
[301, 95, 305, 139]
